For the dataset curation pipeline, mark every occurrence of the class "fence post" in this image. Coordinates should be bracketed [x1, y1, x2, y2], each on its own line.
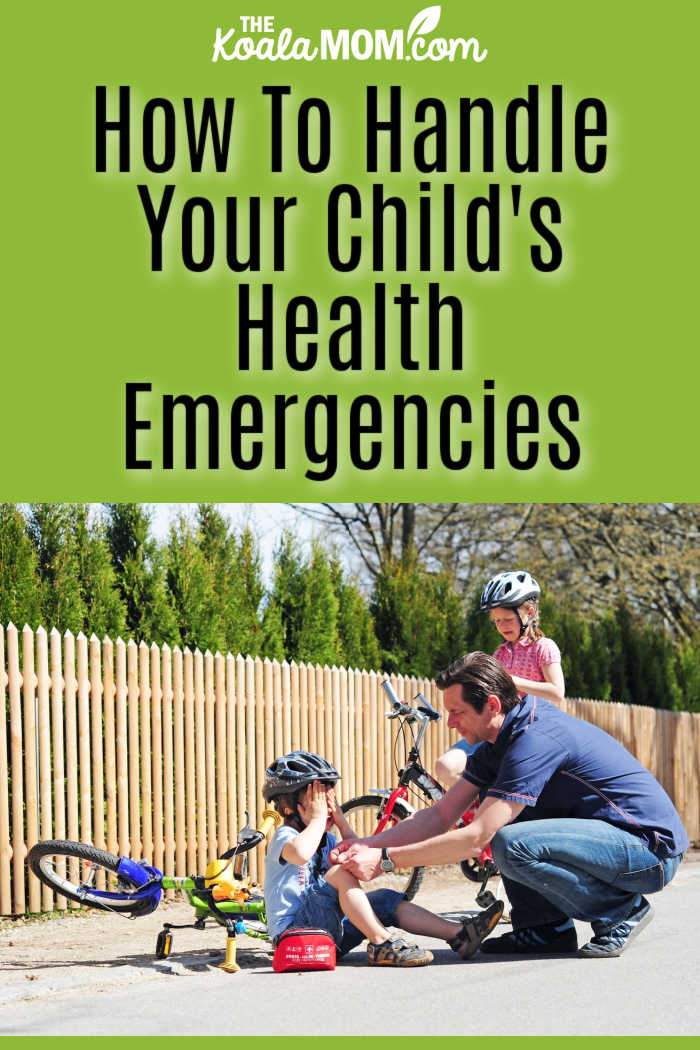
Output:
[76, 633, 92, 855]
[63, 631, 79, 904]
[115, 638, 129, 859]
[254, 655, 265, 877]
[282, 659, 292, 757]
[103, 635, 117, 859]
[171, 646, 185, 888]
[204, 650, 217, 861]
[214, 651, 228, 856]
[89, 635, 105, 874]
[315, 664, 325, 760]
[160, 642, 174, 881]
[290, 660, 300, 753]
[194, 649, 207, 871]
[127, 638, 140, 860]
[332, 665, 341, 773]
[273, 659, 283, 758]
[0, 626, 12, 915]
[339, 667, 350, 797]
[235, 654, 247, 854]
[245, 654, 257, 881]
[7, 625, 24, 914]
[161, 643, 175, 888]
[23, 625, 40, 913]
[298, 660, 308, 752]
[36, 627, 53, 911]
[350, 668, 360, 804]
[307, 662, 317, 755]
[225, 652, 237, 853]
[139, 641, 153, 863]
[323, 664, 333, 762]
[151, 642, 164, 875]
[183, 647, 196, 874]
[263, 657, 274, 772]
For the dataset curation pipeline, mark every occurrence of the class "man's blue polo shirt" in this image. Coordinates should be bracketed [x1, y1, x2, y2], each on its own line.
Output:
[463, 695, 689, 859]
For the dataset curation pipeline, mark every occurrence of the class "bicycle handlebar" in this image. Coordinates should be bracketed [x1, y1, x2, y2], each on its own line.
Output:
[380, 680, 442, 723]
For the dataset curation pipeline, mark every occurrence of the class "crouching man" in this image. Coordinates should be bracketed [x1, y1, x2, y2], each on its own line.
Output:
[331, 652, 688, 958]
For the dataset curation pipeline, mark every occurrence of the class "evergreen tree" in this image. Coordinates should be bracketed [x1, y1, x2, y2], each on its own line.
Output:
[194, 506, 265, 655]
[258, 597, 286, 661]
[265, 530, 307, 659]
[194, 503, 238, 650]
[298, 541, 338, 666]
[329, 554, 380, 669]
[27, 504, 86, 633]
[672, 637, 700, 713]
[166, 512, 218, 650]
[0, 504, 42, 627]
[371, 553, 467, 676]
[104, 503, 178, 644]
[231, 526, 264, 656]
[73, 506, 127, 638]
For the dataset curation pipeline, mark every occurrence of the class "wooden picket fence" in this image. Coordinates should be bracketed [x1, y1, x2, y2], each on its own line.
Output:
[2, 623, 699, 916]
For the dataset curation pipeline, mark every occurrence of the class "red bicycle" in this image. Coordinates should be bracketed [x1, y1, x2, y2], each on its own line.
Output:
[341, 679, 499, 908]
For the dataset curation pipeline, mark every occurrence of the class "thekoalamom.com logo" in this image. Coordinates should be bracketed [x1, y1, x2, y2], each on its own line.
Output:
[212, 6, 488, 63]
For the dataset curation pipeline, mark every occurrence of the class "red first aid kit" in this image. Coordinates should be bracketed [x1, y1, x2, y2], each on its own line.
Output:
[272, 927, 337, 972]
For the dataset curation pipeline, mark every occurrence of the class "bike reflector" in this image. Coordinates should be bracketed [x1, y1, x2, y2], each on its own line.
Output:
[272, 928, 336, 973]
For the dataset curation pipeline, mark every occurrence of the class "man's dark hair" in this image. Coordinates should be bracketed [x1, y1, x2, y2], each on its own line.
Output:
[435, 651, 521, 714]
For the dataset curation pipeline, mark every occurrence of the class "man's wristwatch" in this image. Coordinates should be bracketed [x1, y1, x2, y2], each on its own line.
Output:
[380, 847, 395, 873]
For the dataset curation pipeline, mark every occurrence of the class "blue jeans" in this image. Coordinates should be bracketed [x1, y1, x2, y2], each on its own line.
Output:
[291, 876, 403, 956]
[491, 818, 683, 932]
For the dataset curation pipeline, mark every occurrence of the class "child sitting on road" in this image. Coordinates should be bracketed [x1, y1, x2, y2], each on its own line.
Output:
[264, 750, 501, 965]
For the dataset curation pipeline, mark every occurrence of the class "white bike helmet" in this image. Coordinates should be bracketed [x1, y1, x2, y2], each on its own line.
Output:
[479, 570, 541, 611]
[479, 571, 541, 636]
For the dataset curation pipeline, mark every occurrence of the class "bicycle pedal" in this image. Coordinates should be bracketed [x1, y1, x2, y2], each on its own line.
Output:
[155, 929, 173, 959]
[475, 889, 497, 909]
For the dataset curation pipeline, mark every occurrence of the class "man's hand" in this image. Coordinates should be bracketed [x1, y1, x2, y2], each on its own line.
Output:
[329, 841, 382, 881]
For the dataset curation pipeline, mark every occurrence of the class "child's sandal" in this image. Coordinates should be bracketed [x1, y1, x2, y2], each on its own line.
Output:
[447, 900, 505, 959]
[367, 937, 433, 967]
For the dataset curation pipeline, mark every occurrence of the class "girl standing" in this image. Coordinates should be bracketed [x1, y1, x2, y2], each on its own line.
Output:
[435, 570, 565, 786]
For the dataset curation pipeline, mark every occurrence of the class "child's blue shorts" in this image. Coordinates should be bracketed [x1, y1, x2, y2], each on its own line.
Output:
[289, 875, 403, 956]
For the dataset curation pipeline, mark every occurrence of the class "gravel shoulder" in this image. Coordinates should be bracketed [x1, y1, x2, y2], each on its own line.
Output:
[0, 865, 484, 1007]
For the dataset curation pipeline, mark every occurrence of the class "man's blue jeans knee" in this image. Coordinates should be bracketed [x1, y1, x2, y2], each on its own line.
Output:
[491, 818, 682, 930]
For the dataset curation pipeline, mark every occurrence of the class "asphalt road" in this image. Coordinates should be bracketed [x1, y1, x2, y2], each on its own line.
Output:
[2, 861, 699, 1036]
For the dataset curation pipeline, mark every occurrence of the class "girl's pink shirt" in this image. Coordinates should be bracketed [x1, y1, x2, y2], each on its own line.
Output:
[493, 635, 561, 690]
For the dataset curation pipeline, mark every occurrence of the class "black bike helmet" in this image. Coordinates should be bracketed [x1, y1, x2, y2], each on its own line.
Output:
[263, 751, 340, 803]
[479, 570, 541, 611]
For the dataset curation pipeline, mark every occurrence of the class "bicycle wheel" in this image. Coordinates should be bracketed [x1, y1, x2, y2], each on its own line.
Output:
[28, 840, 156, 913]
[340, 796, 424, 901]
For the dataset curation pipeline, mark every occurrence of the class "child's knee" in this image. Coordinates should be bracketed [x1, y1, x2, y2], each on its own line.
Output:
[325, 864, 358, 891]
[327, 865, 350, 890]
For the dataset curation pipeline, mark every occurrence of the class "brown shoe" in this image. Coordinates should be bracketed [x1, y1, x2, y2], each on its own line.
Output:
[447, 900, 505, 959]
[367, 937, 433, 967]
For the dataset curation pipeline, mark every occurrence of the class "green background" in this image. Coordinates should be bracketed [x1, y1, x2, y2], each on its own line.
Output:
[3, 1, 697, 500]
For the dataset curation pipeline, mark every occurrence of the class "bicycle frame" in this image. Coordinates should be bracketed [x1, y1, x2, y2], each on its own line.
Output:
[29, 808, 282, 974]
[371, 680, 498, 898]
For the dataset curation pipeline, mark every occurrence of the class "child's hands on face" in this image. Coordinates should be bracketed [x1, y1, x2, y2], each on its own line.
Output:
[325, 787, 342, 827]
[298, 780, 330, 824]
